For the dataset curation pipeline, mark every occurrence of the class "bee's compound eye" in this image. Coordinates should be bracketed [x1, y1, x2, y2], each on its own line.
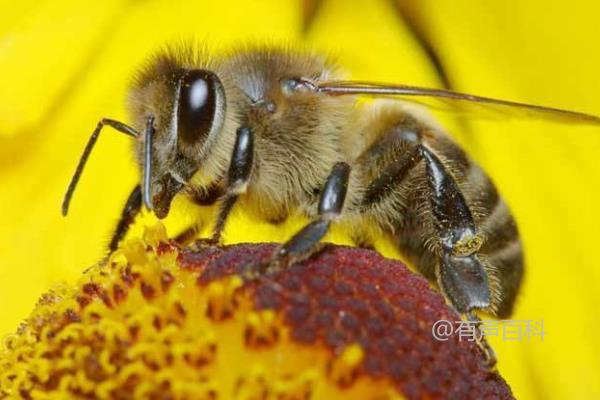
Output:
[178, 69, 225, 146]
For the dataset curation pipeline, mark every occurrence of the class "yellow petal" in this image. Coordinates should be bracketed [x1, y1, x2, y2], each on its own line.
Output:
[2, 1, 600, 398]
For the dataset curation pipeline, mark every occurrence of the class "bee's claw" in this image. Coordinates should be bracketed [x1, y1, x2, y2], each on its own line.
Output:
[466, 312, 497, 370]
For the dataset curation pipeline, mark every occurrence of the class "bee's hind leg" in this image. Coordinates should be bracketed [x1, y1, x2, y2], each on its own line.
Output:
[466, 312, 497, 368]
[421, 145, 496, 367]
[268, 162, 351, 271]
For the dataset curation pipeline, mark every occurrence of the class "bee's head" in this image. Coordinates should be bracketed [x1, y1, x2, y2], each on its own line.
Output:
[61, 47, 228, 221]
[129, 63, 227, 218]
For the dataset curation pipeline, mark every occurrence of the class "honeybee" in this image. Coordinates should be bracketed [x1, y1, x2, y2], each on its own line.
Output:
[62, 44, 600, 366]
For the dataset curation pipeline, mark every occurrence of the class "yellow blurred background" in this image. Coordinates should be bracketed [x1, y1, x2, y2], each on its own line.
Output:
[1, 0, 599, 398]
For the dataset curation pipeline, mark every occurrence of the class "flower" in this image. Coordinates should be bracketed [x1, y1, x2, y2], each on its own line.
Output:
[1, 1, 600, 399]
[0, 224, 513, 399]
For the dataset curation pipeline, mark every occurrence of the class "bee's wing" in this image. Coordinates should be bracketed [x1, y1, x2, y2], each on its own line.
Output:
[317, 80, 600, 125]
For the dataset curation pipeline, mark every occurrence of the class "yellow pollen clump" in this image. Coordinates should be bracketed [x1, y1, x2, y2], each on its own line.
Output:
[0, 224, 409, 400]
[328, 344, 365, 388]
[452, 235, 484, 256]
[206, 276, 244, 321]
[244, 310, 279, 347]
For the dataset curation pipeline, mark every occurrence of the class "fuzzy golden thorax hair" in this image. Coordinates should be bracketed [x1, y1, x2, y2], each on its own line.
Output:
[126, 44, 356, 221]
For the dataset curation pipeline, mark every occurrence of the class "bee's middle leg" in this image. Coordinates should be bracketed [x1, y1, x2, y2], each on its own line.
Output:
[270, 162, 351, 269]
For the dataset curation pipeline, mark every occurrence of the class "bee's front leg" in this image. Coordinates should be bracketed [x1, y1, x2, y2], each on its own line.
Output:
[108, 185, 142, 251]
[210, 126, 254, 243]
[269, 162, 351, 270]
[171, 183, 223, 246]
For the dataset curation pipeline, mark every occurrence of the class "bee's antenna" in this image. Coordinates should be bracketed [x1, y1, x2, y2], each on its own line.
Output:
[142, 115, 155, 211]
[62, 119, 138, 216]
